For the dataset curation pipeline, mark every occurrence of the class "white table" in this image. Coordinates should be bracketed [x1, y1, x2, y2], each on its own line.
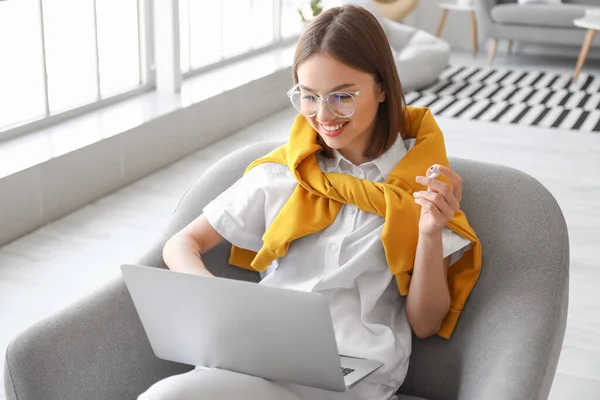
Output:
[436, 1, 478, 53]
[573, 17, 600, 82]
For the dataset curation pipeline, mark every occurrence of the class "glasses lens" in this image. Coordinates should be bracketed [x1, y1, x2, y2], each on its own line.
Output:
[290, 90, 318, 116]
[327, 92, 356, 117]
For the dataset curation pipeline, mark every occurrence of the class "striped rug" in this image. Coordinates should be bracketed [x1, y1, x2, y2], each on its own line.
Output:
[405, 65, 600, 133]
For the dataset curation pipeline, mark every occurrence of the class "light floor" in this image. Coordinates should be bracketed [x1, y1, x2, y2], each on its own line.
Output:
[1, 53, 600, 399]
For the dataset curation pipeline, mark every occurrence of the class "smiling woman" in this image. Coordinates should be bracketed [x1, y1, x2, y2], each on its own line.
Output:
[291, 8, 408, 164]
[149, 5, 480, 400]
[294, 54, 389, 165]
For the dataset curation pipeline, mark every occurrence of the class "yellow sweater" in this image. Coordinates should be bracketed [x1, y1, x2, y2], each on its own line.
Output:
[228, 107, 481, 338]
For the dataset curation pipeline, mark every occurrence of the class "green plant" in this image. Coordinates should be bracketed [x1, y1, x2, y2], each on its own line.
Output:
[297, 0, 323, 22]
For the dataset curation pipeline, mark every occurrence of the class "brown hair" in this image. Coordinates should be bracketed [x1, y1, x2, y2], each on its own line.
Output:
[293, 5, 409, 160]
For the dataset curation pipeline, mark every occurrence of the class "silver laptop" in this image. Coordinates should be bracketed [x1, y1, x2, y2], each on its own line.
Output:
[121, 264, 383, 392]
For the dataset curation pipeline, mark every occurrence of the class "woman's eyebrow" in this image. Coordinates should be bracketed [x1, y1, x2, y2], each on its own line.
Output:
[298, 83, 356, 93]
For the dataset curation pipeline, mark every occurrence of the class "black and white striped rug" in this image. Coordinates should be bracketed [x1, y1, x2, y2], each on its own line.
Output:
[405, 65, 600, 133]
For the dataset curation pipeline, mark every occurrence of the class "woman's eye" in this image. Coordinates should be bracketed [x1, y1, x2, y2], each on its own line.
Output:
[302, 94, 317, 102]
[331, 93, 352, 103]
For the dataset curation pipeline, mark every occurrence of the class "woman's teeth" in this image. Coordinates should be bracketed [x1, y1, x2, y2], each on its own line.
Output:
[322, 122, 346, 131]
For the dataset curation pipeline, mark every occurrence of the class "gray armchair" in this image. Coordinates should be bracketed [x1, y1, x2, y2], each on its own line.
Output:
[4, 140, 569, 400]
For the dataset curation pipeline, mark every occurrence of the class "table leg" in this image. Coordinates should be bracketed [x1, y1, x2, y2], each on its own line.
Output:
[573, 29, 596, 83]
[471, 11, 478, 53]
[488, 38, 498, 64]
[436, 9, 449, 37]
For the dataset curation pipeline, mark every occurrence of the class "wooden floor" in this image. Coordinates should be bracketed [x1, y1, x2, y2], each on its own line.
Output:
[2, 54, 600, 399]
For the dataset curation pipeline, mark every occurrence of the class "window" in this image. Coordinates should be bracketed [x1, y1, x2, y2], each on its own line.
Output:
[180, 0, 300, 74]
[96, 0, 143, 97]
[0, 1, 46, 129]
[0, 0, 149, 133]
[1, 0, 302, 139]
[281, 0, 303, 38]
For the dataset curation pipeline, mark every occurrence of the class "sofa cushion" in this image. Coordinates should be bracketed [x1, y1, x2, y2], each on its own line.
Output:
[380, 19, 450, 92]
[491, 4, 588, 28]
[568, 0, 599, 5]
[518, 0, 561, 4]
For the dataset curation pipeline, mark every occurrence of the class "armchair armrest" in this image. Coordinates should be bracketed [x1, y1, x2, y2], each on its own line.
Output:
[397, 160, 570, 400]
[403, 258, 568, 400]
[4, 276, 191, 400]
[4, 141, 275, 400]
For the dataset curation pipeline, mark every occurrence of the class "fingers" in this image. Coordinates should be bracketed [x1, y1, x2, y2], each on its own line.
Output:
[414, 196, 443, 219]
[413, 190, 455, 219]
[415, 176, 460, 211]
[438, 165, 463, 201]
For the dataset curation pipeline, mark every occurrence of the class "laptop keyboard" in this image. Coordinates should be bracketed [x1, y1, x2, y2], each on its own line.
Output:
[341, 367, 355, 376]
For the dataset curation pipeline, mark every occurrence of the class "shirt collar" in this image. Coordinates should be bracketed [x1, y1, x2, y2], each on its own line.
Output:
[326, 134, 408, 178]
[372, 134, 409, 178]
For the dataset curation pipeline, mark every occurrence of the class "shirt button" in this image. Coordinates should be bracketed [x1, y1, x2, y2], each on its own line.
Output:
[329, 243, 338, 252]
[346, 206, 356, 215]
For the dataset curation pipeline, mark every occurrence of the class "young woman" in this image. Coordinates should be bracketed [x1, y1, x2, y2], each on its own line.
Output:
[139, 5, 479, 400]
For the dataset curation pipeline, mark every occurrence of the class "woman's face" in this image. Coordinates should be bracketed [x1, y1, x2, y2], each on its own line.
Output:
[296, 52, 385, 164]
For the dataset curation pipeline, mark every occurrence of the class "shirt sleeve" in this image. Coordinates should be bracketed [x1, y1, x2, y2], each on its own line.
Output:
[441, 227, 472, 267]
[202, 163, 296, 252]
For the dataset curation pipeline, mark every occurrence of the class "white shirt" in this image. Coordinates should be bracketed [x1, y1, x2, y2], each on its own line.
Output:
[203, 136, 471, 395]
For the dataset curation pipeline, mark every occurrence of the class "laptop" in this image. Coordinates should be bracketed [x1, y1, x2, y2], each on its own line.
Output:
[120, 264, 383, 392]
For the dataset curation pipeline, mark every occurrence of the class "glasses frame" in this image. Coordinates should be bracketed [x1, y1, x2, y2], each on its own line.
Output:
[286, 79, 377, 118]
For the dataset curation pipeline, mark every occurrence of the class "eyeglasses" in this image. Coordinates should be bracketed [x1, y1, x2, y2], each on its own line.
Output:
[286, 79, 377, 118]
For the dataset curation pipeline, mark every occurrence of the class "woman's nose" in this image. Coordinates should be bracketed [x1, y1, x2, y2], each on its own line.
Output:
[316, 100, 335, 121]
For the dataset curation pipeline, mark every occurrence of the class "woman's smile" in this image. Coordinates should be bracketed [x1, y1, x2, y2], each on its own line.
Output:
[319, 121, 349, 137]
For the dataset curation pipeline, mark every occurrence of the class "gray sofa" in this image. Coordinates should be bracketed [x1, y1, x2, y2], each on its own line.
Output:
[475, 0, 600, 62]
[382, 18, 451, 92]
[344, 1, 451, 91]
[4, 141, 569, 400]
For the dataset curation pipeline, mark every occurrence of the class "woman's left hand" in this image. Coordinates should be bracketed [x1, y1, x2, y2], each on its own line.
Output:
[413, 165, 463, 236]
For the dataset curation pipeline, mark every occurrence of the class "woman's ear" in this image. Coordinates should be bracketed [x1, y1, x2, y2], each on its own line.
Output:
[378, 86, 386, 103]
[377, 83, 385, 103]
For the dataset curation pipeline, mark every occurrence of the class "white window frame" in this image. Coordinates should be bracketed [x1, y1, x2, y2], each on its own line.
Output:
[180, 0, 297, 79]
[0, 0, 155, 143]
[0, 0, 300, 143]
